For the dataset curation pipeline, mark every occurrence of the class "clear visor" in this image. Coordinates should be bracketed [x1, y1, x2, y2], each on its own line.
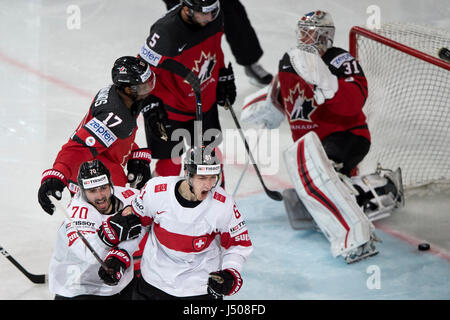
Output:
[197, 1, 220, 20]
[134, 68, 155, 96]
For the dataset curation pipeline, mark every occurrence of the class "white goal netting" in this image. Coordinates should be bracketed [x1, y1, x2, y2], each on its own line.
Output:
[350, 23, 450, 194]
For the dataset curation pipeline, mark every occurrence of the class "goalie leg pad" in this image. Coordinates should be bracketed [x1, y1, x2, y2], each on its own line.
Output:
[282, 188, 317, 230]
[283, 131, 374, 258]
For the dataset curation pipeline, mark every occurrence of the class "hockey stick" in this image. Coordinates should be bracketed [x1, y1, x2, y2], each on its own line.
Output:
[50, 196, 112, 274]
[0, 245, 47, 284]
[232, 127, 262, 198]
[158, 59, 203, 150]
[225, 100, 283, 201]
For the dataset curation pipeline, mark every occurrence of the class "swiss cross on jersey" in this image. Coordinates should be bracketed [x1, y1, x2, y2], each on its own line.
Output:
[193, 236, 208, 251]
[284, 82, 317, 122]
[191, 51, 216, 84]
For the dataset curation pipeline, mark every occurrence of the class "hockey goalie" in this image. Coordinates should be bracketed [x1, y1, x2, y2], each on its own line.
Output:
[240, 10, 404, 263]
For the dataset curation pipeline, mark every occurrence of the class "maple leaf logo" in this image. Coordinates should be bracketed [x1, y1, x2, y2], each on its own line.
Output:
[283, 82, 316, 122]
[191, 51, 216, 84]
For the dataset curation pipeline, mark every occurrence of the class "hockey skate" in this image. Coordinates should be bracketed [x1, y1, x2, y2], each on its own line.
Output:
[344, 232, 381, 264]
[244, 62, 273, 87]
[282, 188, 318, 230]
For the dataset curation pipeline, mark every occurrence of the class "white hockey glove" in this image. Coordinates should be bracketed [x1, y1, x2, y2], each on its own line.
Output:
[240, 75, 285, 129]
[288, 47, 338, 105]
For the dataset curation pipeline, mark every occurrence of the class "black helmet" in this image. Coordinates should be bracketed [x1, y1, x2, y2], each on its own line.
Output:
[182, 0, 220, 18]
[111, 56, 154, 88]
[184, 146, 221, 184]
[77, 159, 112, 192]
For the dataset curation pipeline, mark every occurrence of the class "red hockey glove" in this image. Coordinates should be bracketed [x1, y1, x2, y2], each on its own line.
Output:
[98, 248, 131, 286]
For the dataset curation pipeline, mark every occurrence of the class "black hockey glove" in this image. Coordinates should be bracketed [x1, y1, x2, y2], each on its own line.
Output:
[207, 268, 243, 298]
[141, 95, 170, 141]
[98, 248, 131, 286]
[98, 208, 142, 247]
[216, 62, 236, 107]
[38, 169, 67, 215]
[127, 148, 152, 189]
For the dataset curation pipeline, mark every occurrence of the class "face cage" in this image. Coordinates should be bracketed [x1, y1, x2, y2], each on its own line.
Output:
[296, 25, 335, 53]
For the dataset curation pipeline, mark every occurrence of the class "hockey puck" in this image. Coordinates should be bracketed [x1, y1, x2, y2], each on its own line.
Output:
[438, 47, 450, 62]
[418, 243, 430, 251]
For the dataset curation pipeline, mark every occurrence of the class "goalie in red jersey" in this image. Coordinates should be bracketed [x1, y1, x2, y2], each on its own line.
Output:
[240, 10, 404, 263]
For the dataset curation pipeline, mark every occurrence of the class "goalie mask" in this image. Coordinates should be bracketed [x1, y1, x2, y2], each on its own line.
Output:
[296, 10, 335, 54]
[184, 146, 222, 188]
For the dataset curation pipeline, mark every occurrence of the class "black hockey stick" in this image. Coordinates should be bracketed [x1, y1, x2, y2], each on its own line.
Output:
[158, 59, 204, 157]
[0, 245, 46, 284]
[225, 99, 283, 201]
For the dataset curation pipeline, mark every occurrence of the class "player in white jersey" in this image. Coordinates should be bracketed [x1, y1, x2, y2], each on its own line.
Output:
[49, 160, 142, 299]
[126, 146, 253, 299]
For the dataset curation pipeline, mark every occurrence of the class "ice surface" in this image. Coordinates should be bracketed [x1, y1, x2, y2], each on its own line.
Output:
[0, 0, 448, 300]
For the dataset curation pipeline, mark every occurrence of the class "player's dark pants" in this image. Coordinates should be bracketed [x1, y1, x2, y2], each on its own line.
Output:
[144, 104, 222, 160]
[321, 131, 371, 177]
[163, 0, 263, 66]
[54, 293, 121, 300]
[132, 276, 221, 300]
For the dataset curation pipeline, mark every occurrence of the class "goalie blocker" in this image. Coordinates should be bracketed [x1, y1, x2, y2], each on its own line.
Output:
[283, 131, 404, 263]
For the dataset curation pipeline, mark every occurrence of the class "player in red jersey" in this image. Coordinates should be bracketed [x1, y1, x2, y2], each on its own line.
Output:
[242, 10, 369, 177]
[139, 0, 236, 178]
[241, 11, 404, 263]
[38, 56, 154, 215]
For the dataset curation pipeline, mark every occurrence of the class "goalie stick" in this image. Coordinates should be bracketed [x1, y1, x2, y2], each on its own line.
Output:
[225, 99, 283, 201]
[0, 245, 47, 284]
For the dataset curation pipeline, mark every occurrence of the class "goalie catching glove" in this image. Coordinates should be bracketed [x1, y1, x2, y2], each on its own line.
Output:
[207, 268, 243, 298]
[287, 46, 338, 105]
[98, 248, 131, 286]
[98, 207, 142, 247]
[240, 75, 285, 129]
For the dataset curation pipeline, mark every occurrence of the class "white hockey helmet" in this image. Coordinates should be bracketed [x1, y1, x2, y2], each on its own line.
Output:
[296, 10, 335, 54]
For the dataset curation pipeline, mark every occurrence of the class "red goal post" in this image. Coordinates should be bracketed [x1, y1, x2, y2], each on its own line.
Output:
[349, 23, 450, 193]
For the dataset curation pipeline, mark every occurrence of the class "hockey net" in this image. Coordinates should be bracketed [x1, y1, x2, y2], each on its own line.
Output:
[349, 23, 450, 195]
